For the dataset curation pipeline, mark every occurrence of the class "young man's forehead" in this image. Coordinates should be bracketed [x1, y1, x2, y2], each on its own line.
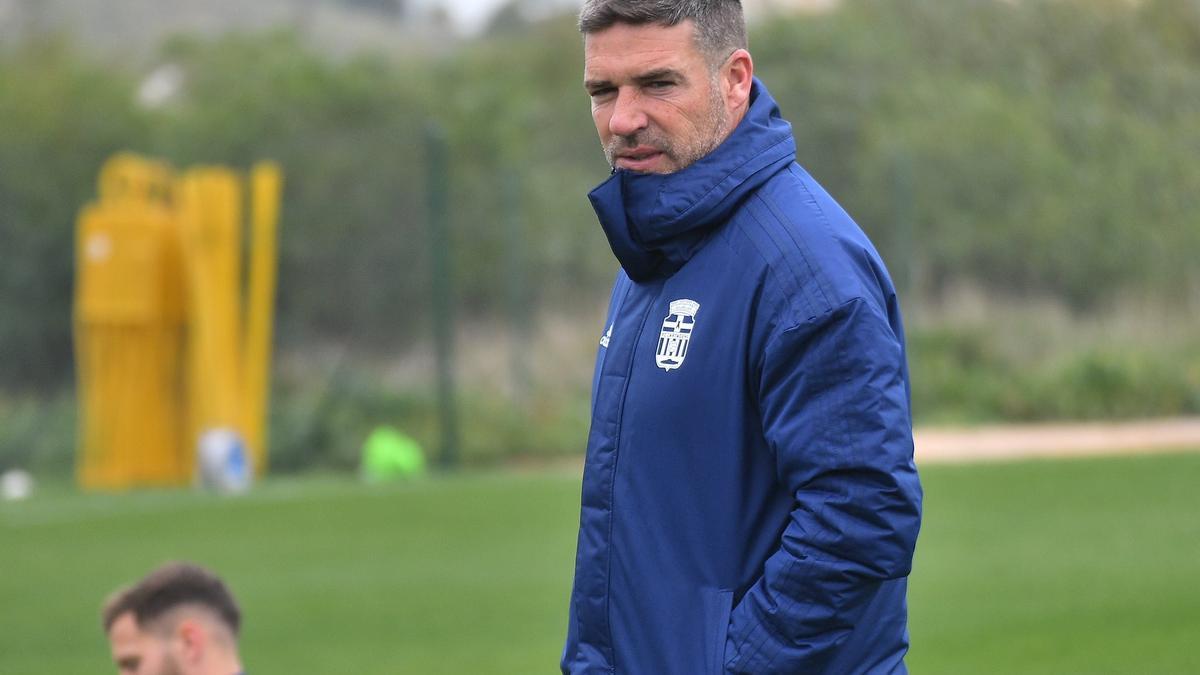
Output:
[108, 612, 143, 638]
[109, 613, 154, 663]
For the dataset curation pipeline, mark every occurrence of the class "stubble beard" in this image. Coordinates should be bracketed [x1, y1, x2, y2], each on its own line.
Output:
[157, 653, 185, 675]
[604, 81, 731, 175]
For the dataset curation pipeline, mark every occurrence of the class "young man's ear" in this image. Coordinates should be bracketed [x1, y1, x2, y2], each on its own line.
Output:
[173, 618, 207, 665]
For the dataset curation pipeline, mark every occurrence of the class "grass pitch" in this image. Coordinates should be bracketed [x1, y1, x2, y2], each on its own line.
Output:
[2, 452, 1198, 674]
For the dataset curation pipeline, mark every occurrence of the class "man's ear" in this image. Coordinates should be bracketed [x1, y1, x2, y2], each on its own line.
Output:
[722, 48, 754, 110]
[173, 618, 207, 665]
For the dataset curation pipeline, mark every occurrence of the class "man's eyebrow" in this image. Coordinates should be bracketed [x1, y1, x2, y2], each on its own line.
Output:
[633, 68, 684, 84]
[584, 68, 686, 92]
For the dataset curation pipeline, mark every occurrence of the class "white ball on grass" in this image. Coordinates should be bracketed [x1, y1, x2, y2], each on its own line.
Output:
[1, 469, 34, 501]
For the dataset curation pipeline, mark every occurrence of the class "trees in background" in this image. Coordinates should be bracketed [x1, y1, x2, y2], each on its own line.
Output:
[1, 0, 1197, 434]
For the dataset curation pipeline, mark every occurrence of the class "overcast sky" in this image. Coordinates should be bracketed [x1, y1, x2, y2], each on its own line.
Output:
[411, 0, 576, 35]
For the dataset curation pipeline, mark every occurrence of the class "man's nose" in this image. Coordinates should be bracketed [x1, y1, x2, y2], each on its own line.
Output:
[608, 89, 648, 137]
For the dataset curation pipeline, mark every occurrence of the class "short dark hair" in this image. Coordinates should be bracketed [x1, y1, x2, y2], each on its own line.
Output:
[579, 0, 747, 65]
[102, 562, 241, 637]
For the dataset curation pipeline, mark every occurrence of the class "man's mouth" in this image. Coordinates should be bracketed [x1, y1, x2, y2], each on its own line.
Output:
[615, 146, 664, 170]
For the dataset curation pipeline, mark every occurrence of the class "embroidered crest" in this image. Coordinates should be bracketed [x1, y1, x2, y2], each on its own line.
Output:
[655, 299, 700, 372]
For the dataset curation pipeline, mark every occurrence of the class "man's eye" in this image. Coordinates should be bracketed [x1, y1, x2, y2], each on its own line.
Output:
[648, 81, 674, 90]
[589, 87, 615, 99]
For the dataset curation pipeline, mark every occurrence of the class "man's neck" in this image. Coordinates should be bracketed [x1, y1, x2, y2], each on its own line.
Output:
[724, 103, 750, 142]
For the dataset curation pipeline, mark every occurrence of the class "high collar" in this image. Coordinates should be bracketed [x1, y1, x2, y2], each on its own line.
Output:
[588, 78, 796, 282]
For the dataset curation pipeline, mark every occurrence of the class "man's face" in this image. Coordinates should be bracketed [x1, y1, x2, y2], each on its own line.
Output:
[584, 20, 732, 174]
[108, 613, 183, 675]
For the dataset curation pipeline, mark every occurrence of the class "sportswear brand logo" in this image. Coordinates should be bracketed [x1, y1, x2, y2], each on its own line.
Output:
[655, 299, 700, 371]
[600, 323, 612, 348]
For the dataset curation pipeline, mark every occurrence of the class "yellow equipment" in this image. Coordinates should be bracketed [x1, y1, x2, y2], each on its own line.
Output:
[74, 153, 282, 490]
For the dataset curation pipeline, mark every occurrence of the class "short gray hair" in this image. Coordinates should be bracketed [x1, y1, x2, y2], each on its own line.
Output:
[579, 0, 747, 66]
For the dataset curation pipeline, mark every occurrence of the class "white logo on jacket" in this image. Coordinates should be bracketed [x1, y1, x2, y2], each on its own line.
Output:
[655, 299, 700, 371]
[599, 323, 612, 348]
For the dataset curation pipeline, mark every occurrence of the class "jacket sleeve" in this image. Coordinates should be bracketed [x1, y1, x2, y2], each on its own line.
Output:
[724, 296, 923, 673]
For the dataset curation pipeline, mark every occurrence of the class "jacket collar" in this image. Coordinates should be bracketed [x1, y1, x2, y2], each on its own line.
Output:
[588, 78, 796, 282]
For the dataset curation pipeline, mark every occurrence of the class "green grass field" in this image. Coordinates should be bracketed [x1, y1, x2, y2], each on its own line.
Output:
[3, 452, 1199, 674]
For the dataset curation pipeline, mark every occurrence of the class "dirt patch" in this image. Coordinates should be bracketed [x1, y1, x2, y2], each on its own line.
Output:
[915, 417, 1200, 464]
[504, 418, 1200, 471]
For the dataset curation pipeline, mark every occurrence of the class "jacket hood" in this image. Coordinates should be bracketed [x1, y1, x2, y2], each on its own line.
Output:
[588, 78, 796, 281]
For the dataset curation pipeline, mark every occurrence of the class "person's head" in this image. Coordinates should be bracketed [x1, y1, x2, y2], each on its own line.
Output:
[102, 562, 242, 675]
[580, 0, 754, 174]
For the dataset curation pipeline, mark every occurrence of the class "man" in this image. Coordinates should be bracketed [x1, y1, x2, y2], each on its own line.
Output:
[562, 1, 923, 673]
[102, 562, 245, 675]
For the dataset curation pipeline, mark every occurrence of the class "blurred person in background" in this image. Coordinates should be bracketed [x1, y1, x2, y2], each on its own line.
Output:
[562, 1, 923, 673]
[102, 562, 245, 675]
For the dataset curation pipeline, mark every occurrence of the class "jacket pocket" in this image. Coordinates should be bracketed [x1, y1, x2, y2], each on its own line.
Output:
[703, 589, 735, 675]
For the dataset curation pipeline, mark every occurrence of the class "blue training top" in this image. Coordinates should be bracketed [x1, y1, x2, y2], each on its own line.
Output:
[561, 79, 923, 675]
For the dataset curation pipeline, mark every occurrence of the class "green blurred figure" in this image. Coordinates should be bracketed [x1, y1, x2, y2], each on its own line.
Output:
[361, 426, 427, 481]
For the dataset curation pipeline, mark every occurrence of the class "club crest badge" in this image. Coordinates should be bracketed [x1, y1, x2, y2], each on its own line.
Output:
[655, 299, 700, 372]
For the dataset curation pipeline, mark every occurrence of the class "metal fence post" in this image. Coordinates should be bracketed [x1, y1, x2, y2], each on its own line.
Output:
[502, 171, 531, 404]
[425, 123, 459, 469]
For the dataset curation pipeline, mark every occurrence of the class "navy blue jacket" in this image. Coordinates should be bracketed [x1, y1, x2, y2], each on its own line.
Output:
[562, 80, 923, 674]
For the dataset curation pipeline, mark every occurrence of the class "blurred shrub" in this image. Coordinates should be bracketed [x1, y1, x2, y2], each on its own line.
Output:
[0, 40, 148, 389]
[908, 329, 1200, 423]
[0, 392, 76, 475]
[756, 0, 1200, 308]
[908, 328, 1014, 423]
[268, 364, 590, 472]
[1040, 350, 1200, 420]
